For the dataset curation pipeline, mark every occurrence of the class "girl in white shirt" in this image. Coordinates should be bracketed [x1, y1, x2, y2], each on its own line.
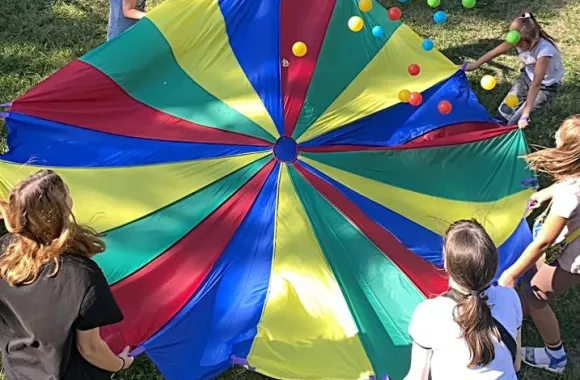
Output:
[499, 115, 580, 374]
[464, 12, 564, 129]
[405, 220, 522, 380]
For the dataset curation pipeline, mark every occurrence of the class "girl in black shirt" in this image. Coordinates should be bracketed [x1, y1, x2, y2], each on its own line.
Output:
[0, 169, 133, 379]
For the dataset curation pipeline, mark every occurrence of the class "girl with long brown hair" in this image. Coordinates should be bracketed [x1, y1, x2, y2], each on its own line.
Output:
[464, 11, 564, 129]
[405, 220, 522, 380]
[499, 115, 580, 374]
[0, 170, 133, 379]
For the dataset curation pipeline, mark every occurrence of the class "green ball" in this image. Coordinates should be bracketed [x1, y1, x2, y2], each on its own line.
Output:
[462, 0, 476, 8]
[506, 30, 521, 45]
[427, 0, 440, 8]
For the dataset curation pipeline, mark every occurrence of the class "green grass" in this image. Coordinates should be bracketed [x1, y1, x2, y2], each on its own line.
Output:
[1, 0, 580, 379]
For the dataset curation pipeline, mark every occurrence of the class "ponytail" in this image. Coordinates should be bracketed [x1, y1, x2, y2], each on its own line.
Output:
[530, 12, 558, 44]
[447, 288, 501, 368]
[518, 12, 558, 47]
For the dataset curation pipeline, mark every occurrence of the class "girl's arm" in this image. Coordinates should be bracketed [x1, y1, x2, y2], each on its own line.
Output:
[403, 343, 432, 380]
[518, 56, 550, 128]
[123, 0, 146, 20]
[465, 42, 514, 71]
[529, 184, 555, 209]
[499, 210, 567, 287]
[76, 328, 134, 372]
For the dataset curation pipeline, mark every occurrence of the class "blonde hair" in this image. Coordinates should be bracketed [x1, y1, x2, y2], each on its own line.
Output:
[524, 115, 580, 181]
[0, 170, 105, 286]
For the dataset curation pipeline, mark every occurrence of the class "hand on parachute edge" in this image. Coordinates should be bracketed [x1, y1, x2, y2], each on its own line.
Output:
[498, 269, 518, 288]
[460, 62, 480, 72]
[529, 187, 552, 211]
[118, 346, 135, 371]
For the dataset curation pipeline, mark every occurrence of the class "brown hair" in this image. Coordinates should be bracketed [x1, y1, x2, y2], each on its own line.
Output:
[443, 220, 500, 368]
[510, 12, 557, 48]
[0, 170, 105, 286]
[524, 115, 580, 181]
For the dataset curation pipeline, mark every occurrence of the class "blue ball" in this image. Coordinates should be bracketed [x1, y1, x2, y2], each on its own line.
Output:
[372, 26, 384, 37]
[423, 38, 435, 51]
[397, 0, 408, 2]
[433, 10, 447, 24]
[422, 38, 434, 51]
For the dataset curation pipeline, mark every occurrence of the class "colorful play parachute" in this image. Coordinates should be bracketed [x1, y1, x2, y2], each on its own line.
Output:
[0, 0, 534, 379]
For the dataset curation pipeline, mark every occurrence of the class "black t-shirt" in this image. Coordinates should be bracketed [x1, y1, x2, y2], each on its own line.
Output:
[0, 235, 124, 380]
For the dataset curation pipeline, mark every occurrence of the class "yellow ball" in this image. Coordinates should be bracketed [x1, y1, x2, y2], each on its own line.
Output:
[505, 94, 519, 108]
[359, 0, 373, 12]
[348, 16, 364, 32]
[480, 75, 497, 91]
[292, 41, 307, 58]
[398, 89, 410, 103]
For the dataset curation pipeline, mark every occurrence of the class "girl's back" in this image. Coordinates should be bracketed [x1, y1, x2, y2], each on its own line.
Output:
[0, 235, 122, 380]
[410, 286, 521, 379]
[404, 220, 522, 380]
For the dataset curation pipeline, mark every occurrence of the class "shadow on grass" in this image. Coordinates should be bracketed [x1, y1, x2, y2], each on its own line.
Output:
[441, 38, 514, 73]
[0, 0, 107, 52]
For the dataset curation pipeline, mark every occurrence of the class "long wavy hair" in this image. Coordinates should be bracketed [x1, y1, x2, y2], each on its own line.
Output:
[0, 170, 105, 286]
[443, 220, 501, 368]
[524, 115, 580, 181]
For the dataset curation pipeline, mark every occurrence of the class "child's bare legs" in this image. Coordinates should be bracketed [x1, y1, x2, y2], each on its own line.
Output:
[519, 260, 580, 373]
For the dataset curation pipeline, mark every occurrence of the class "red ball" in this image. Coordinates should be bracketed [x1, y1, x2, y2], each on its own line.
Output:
[408, 64, 420, 76]
[388, 7, 402, 21]
[438, 100, 452, 115]
[409, 92, 422, 106]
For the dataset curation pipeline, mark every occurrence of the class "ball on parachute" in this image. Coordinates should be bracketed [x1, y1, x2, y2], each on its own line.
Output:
[372, 26, 384, 37]
[408, 64, 421, 76]
[506, 30, 521, 45]
[438, 100, 452, 115]
[433, 10, 447, 24]
[505, 94, 519, 108]
[422, 38, 434, 51]
[427, 0, 440, 8]
[359, 0, 372, 12]
[409, 92, 423, 106]
[480, 75, 497, 91]
[292, 42, 307, 58]
[462, 0, 476, 8]
[348, 16, 364, 32]
[398, 89, 411, 103]
[388, 7, 402, 21]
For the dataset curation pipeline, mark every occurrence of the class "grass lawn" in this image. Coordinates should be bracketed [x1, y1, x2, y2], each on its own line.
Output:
[1, 0, 580, 379]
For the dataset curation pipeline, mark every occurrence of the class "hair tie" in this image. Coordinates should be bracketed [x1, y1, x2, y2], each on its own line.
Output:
[468, 284, 491, 298]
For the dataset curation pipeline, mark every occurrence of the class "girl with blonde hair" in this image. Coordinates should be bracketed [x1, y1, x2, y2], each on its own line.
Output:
[0, 170, 133, 380]
[499, 115, 580, 374]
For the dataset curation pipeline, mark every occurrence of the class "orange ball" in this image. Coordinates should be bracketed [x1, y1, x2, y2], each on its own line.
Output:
[409, 92, 423, 106]
[438, 100, 452, 115]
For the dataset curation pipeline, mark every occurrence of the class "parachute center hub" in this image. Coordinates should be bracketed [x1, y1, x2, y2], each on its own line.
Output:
[273, 136, 298, 163]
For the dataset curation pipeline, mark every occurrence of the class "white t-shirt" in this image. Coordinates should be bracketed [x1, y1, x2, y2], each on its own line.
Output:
[408, 286, 522, 380]
[517, 38, 564, 86]
[552, 179, 580, 273]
